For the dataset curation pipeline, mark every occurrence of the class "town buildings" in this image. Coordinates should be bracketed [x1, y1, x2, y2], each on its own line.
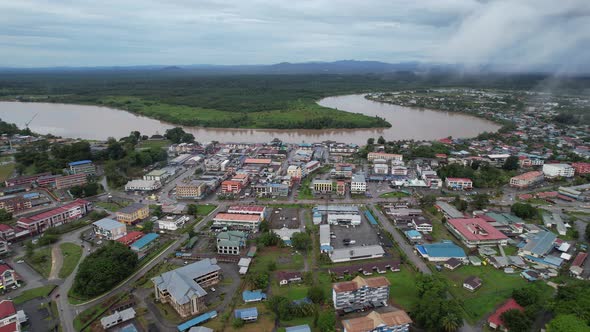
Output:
[342, 310, 412, 332]
[572, 162, 590, 175]
[212, 213, 261, 232]
[92, 218, 127, 240]
[0, 196, 32, 214]
[350, 174, 367, 194]
[367, 152, 403, 162]
[216, 231, 246, 255]
[152, 259, 221, 317]
[157, 215, 189, 231]
[176, 180, 207, 199]
[16, 199, 92, 234]
[509, 171, 544, 189]
[446, 218, 509, 248]
[124, 179, 162, 192]
[68, 160, 96, 175]
[542, 164, 575, 178]
[445, 178, 473, 190]
[332, 276, 390, 310]
[116, 203, 149, 225]
[312, 180, 333, 194]
[55, 173, 88, 189]
[0, 264, 19, 290]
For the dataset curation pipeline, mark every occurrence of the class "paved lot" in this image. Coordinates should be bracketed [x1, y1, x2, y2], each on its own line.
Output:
[269, 207, 300, 229]
[331, 213, 382, 250]
[205, 263, 241, 313]
[19, 297, 59, 332]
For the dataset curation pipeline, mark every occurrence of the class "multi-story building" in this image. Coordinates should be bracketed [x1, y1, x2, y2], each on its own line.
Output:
[55, 173, 88, 189]
[447, 218, 508, 248]
[287, 165, 302, 179]
[0, 196, 32, 214]
[68, 160, 96, 175]
[212, 213, 262, 232]
[152, 259, 221, 317]
[4, 172, 51, 187]
[542, 164, 575, 179]
[0, 264, 19, 290]
[332, 276, 390, 309]
[342, 310, 412, 332]
[124, 179, 162, 192]
[216, 231, 247, 255]
[391, 166, 408, 176]
[445, 178, 473, 190]
[373, 164, 389, 175]
[116, 203, 149, 225]
[227, 205, 267, 218]
[572, 162, 590, 175]
[157, 215, 189, 231]
[37, 175, 61, 188]
[176, 180, 207, 199]
[336, 181, 346, 196]
[304, 160, 321, 175]
[509, 171, 544, 189]
[143, 169, 170, 183]
[92, 218, 127, 240]
[0, 225, 15, 242]
[221, 181, 242, 195]
[350, 174, 367, 194]
[17, 199, 92, 234]
[312, 180, 333, 194]
[252, 183, 289, 197]
[0, 299, 20, 331]
[367, 152, 402, 163]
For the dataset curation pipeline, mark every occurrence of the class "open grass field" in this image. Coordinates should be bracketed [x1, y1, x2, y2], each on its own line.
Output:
[95, 201, 130, 212]
[271, 282, 310, 301]
[196, 204, 217, 216]
[250, 247, 304, 274]
[441, 265, 530, 323]
[13, 285, 56, 304]
[383, 267, 420, 310]
[137, 139, 171, 150]
[25, 247, 53, 279]
[58, 243, 83, 279]
[379, 191, 410, 198]
[0, 163, 15, 182]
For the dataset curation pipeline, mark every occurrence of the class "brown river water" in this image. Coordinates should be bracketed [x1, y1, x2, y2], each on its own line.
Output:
[0, 94, 500, 144]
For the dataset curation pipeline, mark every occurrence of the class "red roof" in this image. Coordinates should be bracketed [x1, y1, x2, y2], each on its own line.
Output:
[214, 213, 260, 222]
[572, 252, 588, 267]
[488, 298, 524, 328]
[0, 300, 16, 319]
[0, 224, 14, 232]
[511, 171, 543, 181]
[536, 191, 558, 198]
[244, 158, 271, 164]
[448, 218, 508, 242]
[0, 322, 18, 332]
[0, 264, 13, 275]
[18, 199, 89, 224]
[116, 231, 144, 246]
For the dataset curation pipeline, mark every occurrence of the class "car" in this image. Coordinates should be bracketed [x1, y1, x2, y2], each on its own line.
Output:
[16, 260, 24, 264]
[210, 287, 216, 292]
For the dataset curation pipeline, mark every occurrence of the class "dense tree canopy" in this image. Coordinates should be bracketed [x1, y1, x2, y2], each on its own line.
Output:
[511, 203, 538, 219]
[500, 309, 531, 332]
[412, 275, 463, 332]
[291, 232, 312, 251]
[438, 164, 513, 188]
[72, 242, 138, 297]
[546, 314, 590, 332]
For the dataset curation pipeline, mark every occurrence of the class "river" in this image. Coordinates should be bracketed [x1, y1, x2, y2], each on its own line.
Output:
[0, 94, 500, 144]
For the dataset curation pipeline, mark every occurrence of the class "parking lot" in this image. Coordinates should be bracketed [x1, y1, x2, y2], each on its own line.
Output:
[269, 207, 300, 228]
[330, 213, 383, 250]
[18, 297, 58, 332]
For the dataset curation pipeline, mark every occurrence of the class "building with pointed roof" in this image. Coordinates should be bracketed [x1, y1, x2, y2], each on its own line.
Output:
[342, 310, 412, 332]
[332, 276, 390, 310]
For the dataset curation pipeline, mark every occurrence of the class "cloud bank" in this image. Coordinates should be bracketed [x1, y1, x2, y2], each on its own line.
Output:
[0, 0, 588, 71]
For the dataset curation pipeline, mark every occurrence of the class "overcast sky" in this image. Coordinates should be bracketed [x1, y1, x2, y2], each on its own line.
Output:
[1, 0, 589, 71]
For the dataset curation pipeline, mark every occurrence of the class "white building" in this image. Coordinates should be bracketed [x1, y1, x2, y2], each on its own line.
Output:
[100, 308, 136, 330]
[327, 214, 361, 226]
[319, 224, 332, 253]
[373, 164, 388, 175]
[330, 245, 385, 263]
[124, 179, 162, 192]
[157, 215, 189, 231]
[542, 164, 575, 178]
[350, 174, 367, 194]
[391, 166, 408, 176]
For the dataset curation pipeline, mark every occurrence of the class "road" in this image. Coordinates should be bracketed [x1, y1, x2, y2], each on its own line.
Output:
[368, 203, 431, 275]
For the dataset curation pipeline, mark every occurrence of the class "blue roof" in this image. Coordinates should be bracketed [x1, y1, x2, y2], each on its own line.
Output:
[417, 242, 466, 258]
[22, 193, 39, 199]
[120, 324, 139, 332]
[522, 231, 556, 256]
[364, 210, 378, 225]
[131, 233, 159, 249]
[234, 307, 258, 319]
[242, 290, 267, 302]
[177, 311, 217, 331]
[524, 255, 563, 268]
[405, 230, 422, 238]
[92, 218, 124, 231]
[320, 245, 333, 251]
[68, 160, 92, 166]
[285, 325, 312, 332]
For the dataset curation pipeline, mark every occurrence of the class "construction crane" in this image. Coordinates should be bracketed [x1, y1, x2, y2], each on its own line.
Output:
[25, 113, 38, 129]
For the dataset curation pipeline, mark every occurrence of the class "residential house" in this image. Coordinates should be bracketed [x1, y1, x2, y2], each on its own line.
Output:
[0, 265, 19, 290]
[444, 258, 463, 270]
[488, 299, 524, 331]
[242, 290, 266, 303]
[342, 310, 412, 332]
[463, 276, 482, 292]
[276, 271, 302, 286]
[234, 307, 258, 322]
[100, 308, 136, 330]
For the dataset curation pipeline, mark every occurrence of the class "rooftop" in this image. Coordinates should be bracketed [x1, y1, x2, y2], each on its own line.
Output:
[333, 276, 390, 293]
[214, 213, 260, 222]
[69, 160, 92, 166]
[488, 299, 524, 328]
[93, 218, 125, 231]
[342, 310, 412, 332]
[118, 203, 147, 215]
[448, 218, 508, 242]
[131, 233, 159, 249]
[152, 259, 220, 305]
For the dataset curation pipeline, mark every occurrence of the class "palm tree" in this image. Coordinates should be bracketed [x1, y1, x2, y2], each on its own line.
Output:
[441, 314, 461, 332]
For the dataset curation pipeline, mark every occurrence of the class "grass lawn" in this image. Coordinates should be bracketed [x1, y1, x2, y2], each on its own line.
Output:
[502, 245, 518, 256]
[0, 163, 15, 182]
[196, 204, 218, 216]
[95, 201, 130, 212]
[58, 243, 83, 279]
[154, 301, 183, 324]
[272, 283, 310, 301]
[25, 247, 53, 279]
[379, 191, 410, 199]
[430, 220, 455, 242]
[250, 247, 304, 274]
[441, 265, 529, 323]
[383, 267, 419, 310]
[137, 139, 171, 150]
[12, 285, 57, 304]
